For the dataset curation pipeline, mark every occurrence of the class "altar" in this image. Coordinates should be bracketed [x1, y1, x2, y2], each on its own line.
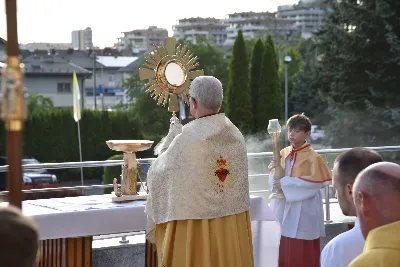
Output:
[3, 195, 280, 267]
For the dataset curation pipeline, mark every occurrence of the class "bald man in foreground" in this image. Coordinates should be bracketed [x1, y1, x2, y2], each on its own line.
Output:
[349, 162, 400, 267]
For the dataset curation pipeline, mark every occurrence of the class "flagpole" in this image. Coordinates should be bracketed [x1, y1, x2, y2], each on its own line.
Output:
[73, 72, 83, 188]
[77, 120, 84, 187]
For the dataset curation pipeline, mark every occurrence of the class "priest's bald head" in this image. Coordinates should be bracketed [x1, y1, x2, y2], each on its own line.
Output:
[353, 162, 400, 238]
[189, 76, 223, 118]
[333, 148, 382, 216]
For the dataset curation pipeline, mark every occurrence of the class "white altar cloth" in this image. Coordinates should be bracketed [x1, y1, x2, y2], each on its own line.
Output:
[2, 195, 281, 267]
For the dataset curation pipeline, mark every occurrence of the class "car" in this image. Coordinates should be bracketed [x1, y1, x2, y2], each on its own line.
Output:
[310, 125, 325, 142]
[0, 157, 57, 190]
[22, 158, 58, 188]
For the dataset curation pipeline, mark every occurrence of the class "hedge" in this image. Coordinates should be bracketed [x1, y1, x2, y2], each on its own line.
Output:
[0, 108, 156, 182]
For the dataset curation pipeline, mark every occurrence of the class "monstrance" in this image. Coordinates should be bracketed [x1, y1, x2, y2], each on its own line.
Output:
[138, 37, 204, 116]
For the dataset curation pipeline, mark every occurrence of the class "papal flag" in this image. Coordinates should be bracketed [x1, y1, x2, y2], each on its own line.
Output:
[73, 71, 81, 122]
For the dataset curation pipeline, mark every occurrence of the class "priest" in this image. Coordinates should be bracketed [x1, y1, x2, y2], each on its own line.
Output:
[145, 76, 254, 267]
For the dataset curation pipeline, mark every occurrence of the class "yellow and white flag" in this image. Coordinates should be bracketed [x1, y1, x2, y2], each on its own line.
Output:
[73, 71, 81, 122]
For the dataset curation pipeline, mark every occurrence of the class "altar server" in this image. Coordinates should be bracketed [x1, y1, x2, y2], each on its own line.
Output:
[269, 114, 332, 267]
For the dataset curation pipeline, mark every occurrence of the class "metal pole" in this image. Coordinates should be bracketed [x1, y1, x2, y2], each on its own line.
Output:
[284, 34, 289, 145]
[77, 120, 84, 187]
[325, 186, 332, 223]
[2, 0, 26, 209]
[93, 51, 97, 109]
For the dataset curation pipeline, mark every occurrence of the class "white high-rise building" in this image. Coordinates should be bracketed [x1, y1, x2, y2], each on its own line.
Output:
[277, 0, 329, 38]
[71, 27, 93, 50]
[173, 18, 228, 45]
[114, 26, 168, 52]
[222, 12, 296, 46]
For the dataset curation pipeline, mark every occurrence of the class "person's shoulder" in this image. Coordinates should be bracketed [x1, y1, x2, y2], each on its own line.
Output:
[306, 146, 320, 157]
[223, 115, 246, 141]
[307, 146, 328, 163]
[349, 248, 400, 267]
[224, 115, 241, 131]
[280, 146, 291, 155]
[322, 228, 364, 256]
[321, 231, 347, 260]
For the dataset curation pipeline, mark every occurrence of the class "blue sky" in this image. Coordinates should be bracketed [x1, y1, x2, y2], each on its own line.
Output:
[0, 0, 297, 48]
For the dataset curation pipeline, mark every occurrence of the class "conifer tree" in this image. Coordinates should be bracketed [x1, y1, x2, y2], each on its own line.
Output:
[225, 30, 253, 133]
[257, 41, 283, 131]
[249, 39, 264, 132]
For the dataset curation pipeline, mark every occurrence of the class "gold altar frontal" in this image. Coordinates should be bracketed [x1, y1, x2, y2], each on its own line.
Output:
[36, 237, 92, 267]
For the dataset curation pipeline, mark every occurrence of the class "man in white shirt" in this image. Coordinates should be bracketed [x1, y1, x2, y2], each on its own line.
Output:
[321, 148, 382, 267]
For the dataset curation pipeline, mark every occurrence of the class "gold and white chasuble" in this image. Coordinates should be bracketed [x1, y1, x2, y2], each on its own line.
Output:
[145, 113, 254, 267]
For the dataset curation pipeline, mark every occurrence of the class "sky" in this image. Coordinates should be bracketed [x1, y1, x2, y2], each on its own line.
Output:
[0, 0, 298, 48]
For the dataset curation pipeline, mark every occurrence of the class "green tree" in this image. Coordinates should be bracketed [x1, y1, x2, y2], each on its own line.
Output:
[244, 38, 258, 58]
[249, 39, 264, 132]
[122, 69, 145, 94]
[225, 30, 253, 133]
[291, 38, 326, 121]
[280, 41, 304, 115]
[266, 35, 279, 69]
[292, 56, 313, 115]
[177, 39, 229, 94]
[256, 39, 283, 132]
[314, 0, 400, 147]
[130, 91, 171, 142]
[27, 93, 54, 115]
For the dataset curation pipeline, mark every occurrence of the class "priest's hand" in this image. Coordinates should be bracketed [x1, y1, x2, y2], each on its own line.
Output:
[165, 117, 183, 144]
[169, 116, 183, 137]
[155, 117, 183, 155]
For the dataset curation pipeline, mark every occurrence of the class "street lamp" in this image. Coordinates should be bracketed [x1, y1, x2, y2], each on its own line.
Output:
[91, 49, 97, 110]
[284, 33, 292, 145]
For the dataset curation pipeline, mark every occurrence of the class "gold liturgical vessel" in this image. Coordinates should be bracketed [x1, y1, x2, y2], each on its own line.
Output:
[106, 140, 153, 202]
[268, 119, 285, 199]
[139, 37, 204, 117]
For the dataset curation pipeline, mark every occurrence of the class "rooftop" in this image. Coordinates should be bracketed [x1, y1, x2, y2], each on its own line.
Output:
[21, 55, 92, 75]
[18, 49, 127, 69]
[227, 11, 276, 17]
[178, 17, 221, 23]
[123, 26, 168, 34]
[96, 56, 138, 68]
[118, 48, 152, 72]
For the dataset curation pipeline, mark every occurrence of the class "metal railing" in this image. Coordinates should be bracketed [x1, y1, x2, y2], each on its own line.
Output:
[0, 145, 398, 173]
[0, 145, 399, 223]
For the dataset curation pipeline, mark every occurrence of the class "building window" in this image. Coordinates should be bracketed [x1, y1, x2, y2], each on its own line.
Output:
[57, 83, 72, 93]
